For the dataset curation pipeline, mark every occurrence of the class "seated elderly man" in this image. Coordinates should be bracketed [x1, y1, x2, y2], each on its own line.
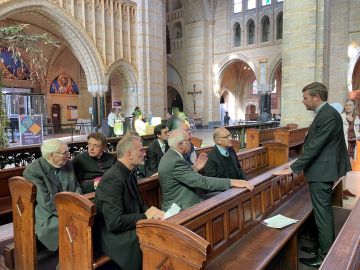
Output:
[94, 135, 164, 270]
[158, 129, 254, 212]
[204, 127, 247, 180]
[23, 138, 82, 252]
[72, 132, 116, 192]
[146, 124, 169, 176]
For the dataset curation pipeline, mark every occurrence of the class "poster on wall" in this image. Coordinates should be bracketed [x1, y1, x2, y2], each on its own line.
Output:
[49, 73, 79, 95]
[67, 106, 78, 121]
[19, 115, 43, 146]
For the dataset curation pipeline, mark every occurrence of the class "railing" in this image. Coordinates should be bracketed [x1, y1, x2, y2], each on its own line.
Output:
[166, 8, 184, 22]
[0, 134, 156, 169]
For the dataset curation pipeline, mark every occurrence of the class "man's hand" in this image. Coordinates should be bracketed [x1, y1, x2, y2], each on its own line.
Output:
[151, 172, 159, 177]
[145, 206, 165, 220]
[230, 180, 254, 191]
[273, 169, 292, 176]
[193, 152, 208, 171]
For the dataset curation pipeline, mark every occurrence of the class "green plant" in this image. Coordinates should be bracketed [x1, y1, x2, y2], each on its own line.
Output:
[0, 24, 59, 148]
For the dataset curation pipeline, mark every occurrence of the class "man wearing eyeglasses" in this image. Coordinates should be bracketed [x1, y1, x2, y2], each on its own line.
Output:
[72, 132, 116, 192]
[158, 129, 254, 212]
[204, 127, 247, 180]
[23, 138, 82, 252]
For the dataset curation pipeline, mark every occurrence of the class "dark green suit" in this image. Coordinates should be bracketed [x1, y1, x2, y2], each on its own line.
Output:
[290, 103, 351, 257]
[94, 160, 148, 270]
[158, 149, 231, 211]
[23, 157, 82, 251]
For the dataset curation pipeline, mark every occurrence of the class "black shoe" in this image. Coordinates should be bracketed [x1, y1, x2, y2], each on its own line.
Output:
[301, 246, 319, 255]
[299, 255, 323, 267]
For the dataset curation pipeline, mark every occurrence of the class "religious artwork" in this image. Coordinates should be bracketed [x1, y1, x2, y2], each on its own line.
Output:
[0, 47, 30, 80]
[50, 73, 79, 95]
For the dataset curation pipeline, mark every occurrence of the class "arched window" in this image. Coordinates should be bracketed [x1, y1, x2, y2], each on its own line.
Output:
[248, 0, 256, 10]
[248, 20, 255, 45]
[234, 23, 241, 47]
[277, 13, 283, 40]
[262, 16, 270, 42]
[234, 0, 243, 13]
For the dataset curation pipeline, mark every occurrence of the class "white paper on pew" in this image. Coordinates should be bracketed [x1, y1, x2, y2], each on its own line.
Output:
[262, 214, 298, 229]
[164, 203, 181, 219]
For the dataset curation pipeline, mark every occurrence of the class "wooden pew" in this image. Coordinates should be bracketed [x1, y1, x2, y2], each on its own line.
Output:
[246, 124, 301, 150]
[320, 199, 360, 270]
[136, 163, 344, 270]
[274, 127, 309, 148]
[246, 126, 289, 149]
[0, 167, 25, 221]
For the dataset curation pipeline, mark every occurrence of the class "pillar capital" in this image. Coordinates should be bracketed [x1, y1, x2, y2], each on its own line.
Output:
[88, 84, 108, 95]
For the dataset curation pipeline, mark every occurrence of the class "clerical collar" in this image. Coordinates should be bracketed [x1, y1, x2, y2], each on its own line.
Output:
[216, 145, 229, 157]
[314, 102, 327, 114]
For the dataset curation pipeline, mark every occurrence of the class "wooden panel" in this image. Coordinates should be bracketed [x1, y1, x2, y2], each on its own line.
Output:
[262, 186, 272, 212]
[242, 199, 252, 224]
[254, 193, 262, 219]
[228, 206, 240, 237]
[193, 224, 207, 240]
[272, 181, 280, 205]
[212, 215, 225, 249]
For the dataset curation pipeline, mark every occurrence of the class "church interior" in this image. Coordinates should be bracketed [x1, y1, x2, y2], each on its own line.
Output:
[0, 0, 360, 269]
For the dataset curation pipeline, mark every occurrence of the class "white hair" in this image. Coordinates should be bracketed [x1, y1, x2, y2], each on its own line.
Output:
[41, 139, 67, 159]
[168, 129, 187, 148]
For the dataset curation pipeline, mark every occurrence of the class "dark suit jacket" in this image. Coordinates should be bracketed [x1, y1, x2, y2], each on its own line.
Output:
[23, 157, 82, 251]
[158, 149, 231, 211]
[94, 160, 148, 270]
[290, 103, 351, 182]
[146, 139, 169, 176]
[72, 151, 116, 193]
[204, 146, 247, 180]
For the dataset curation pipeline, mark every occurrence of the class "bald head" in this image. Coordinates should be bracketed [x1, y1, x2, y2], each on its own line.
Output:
[213, 127, 231, 148]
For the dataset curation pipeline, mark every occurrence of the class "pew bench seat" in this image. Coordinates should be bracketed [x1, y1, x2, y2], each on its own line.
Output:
[206, 185, 313, 269]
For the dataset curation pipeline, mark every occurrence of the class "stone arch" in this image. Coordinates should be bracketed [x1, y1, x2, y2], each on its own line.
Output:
[348, 50, 360, 92]
[245, 17, 257, 45]
[106, 60, 138, 116]
[167, 59, 184, 88]
[275, 11, 283, 40]
[268, 53, 282, 84]
[260, 15, 271, 43]
[0, 0, 105, 93]
[214, 54, 260, 93]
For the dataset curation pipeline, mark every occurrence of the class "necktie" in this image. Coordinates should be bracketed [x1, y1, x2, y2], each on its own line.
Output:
[161, 143, 165, 154]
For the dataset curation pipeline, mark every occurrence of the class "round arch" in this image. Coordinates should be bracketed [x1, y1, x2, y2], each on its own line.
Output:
[348, 50, 360, 91]
[214, 54, 260, 94]
[0, 0, 105, 92]
[268, 53, 282, 84]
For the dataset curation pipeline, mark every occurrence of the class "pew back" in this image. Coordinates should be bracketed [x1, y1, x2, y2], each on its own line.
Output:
[8, 176, 37, 270]
[137, 162, 306, 268]
[246, 126, 289, 149]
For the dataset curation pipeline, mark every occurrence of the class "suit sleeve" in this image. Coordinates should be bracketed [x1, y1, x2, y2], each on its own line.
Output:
[146, 144, 159, 176]
[97, 179, 146, 233]
[173, 159, 231, 191]
[204, 153, 220, 177]
[23, 167, 57, 215]
[290, 114, 337, 174]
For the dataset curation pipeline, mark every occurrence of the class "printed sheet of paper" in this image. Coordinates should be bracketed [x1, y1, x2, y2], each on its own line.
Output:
[164, 203, 181, 219]
[262, 214, 298, 229]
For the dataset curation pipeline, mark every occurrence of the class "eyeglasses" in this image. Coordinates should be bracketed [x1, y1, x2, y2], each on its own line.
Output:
[88, 143, 102, 149]
[218, 134, 231, 139]
[55, 150, 70, 156]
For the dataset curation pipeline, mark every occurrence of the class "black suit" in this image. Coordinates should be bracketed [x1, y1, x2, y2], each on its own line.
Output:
[94, 160, 148, 270]
[146, 139, 169, 176]
[204, 146, 247, 180]
[290, 103, 351, 257]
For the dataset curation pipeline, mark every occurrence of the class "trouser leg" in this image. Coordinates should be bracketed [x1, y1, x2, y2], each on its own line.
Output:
[308, 182, 334, 258]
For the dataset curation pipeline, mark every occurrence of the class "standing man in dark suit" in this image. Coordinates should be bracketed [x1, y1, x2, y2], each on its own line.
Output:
[146, 124, 169, 176]
[274, 82, 351, 267]
[94, 135, 164, 270]
[204, 127, 247, 180]
[158, 129, 254, 212]
[23, 139, 82, 252]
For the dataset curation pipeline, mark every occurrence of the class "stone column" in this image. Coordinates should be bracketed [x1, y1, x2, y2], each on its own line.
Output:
[281, 0, 330, 126]
[136, 0, 167, 118]
[92, 94, 98, 130]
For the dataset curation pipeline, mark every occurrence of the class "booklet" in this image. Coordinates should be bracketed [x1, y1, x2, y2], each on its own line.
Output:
[164, 203, 181, 219]
[262, 214, 298, 229]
